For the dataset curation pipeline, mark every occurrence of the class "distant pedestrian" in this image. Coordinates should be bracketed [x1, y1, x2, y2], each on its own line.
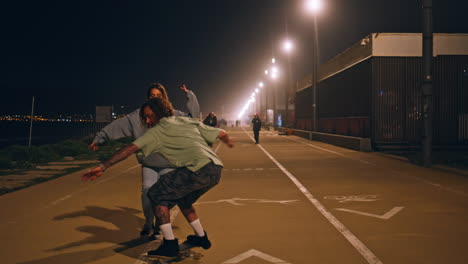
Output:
[235, 120, 240, 127]
[252, 113, 261, 144]
[203, 112, 217, 127]
[82, 97, 234, 258]
[88, 83, 200, 239]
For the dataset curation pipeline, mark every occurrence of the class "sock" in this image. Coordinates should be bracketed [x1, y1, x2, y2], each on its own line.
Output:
[159, 223, 175, 240]
[190, 219, 205, 237]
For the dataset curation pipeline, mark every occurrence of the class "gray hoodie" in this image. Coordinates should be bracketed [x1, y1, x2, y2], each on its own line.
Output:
[92, 90, 200, 168]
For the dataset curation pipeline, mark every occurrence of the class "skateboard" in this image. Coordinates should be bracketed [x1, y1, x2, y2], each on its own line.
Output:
[141, 242, 204, 263]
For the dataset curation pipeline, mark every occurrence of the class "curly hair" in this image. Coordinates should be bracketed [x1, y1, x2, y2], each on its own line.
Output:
[140, 97, 174, 124]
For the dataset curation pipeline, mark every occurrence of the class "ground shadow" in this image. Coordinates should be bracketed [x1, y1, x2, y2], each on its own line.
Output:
[18, 205, 157, 264]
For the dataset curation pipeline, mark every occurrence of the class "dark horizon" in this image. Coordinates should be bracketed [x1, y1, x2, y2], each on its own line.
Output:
[1, 0, 467, 117]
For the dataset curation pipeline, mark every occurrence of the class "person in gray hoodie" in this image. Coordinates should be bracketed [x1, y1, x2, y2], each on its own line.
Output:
[88, 82, 200, 238]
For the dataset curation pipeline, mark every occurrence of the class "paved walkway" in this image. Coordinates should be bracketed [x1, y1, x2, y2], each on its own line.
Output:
[2, 127, 468, 264]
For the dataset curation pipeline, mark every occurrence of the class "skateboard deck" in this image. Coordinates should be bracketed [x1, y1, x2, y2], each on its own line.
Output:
[141, 242, 204, 263]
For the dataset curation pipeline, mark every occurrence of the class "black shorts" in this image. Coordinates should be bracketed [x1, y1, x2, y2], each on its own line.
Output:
[147, 162, 222, 209]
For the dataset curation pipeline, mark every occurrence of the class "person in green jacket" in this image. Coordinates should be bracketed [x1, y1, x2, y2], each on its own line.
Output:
[82, 97, 234, 258]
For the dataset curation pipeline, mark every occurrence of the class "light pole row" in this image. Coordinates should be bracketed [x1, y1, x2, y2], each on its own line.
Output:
[238, 0, 323, 130]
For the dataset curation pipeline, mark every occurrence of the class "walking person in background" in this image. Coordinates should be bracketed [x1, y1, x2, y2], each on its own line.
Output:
[82, 97, 234, 258]
[252, 113, 261, 144]
[203, 112, 217, 127]
[88, 83, 200, 239]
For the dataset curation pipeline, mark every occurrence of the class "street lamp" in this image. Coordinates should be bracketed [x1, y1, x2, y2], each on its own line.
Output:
[305, 0, 323, 13]
[283, 39, 293, 53]
[282, 39, 294, 128]
[305, 0, 323, 132]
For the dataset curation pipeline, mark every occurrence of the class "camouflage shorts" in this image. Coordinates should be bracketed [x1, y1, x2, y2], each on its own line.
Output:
[147, 162, 222, 209]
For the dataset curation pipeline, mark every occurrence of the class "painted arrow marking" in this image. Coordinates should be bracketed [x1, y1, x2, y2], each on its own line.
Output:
[223, 249, 291, 263]
[335, 206, 404, 220]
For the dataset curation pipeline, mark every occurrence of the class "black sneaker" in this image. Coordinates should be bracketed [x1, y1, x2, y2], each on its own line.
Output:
[147, 238, 179, 258]
[183, 232, 211, 249]
[153, 226, 161, 236]
[140, 225, 153, 237]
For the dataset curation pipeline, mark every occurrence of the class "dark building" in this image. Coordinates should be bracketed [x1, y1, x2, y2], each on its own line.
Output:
[295, 33, 468, 148]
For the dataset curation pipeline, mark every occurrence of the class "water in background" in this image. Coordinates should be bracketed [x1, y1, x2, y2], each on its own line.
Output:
[0, 121, 107, 148]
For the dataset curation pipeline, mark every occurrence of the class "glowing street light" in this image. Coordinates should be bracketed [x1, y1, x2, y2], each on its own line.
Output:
[259, 82, 264, 87]
[272, 57, 276, 64]
[270, 66, 279, 80]
[264, 69, 269, 75]
[255, 88, 259, 93]
[283, 39, 294, 53]
[304, 0, 323, 131]
[305, 0, 322, 14]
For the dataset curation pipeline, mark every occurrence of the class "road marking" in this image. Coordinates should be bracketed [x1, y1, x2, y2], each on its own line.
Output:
[195, 198, 299, 206]
[242, 128, 383, 264]
[227, 167, 276, 171]
[324, 195, 379, 203]
[1, 163, 141, 228]
[335, 207, 404, 220]
[214, 128, 232, 153]
[284, 136, 377, 166]
[43, 164, 140, 211]
[281, 133, 468, 197]
[223, 249, 291, 264]
[214, 140, 223, 153]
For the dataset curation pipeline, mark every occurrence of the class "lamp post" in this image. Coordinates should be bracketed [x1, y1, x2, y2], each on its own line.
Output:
[265, 62, 279, 127]
[305, 0, 322, 132]
[282, 39, 294, 127]
[421, 0, 433, 167]
[259, 81, 265, 121]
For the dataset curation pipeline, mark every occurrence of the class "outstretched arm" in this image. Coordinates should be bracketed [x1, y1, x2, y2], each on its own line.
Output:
[82, 144, 140, 181]
[217, 130, 234, 148]
[88, 111, 138, 151]
[178, 84, 200, 118]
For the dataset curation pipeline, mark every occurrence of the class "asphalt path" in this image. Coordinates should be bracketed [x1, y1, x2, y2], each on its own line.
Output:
[1, 127, 467, 264]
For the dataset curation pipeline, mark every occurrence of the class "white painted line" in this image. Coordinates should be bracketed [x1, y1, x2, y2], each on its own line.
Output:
[43, 164, 140, 210]
[214, 128, 232, 153]
[223, 249, 291, 264]
[242, 128, 383, 264]
[324, 195, 379, 203]
[335, 207, 404, 220]
[214, 141, 222, 153]
[195, 198, 299, 206]
[283, 134, 468, 197]
[285, 136, 376, 166]
[1, 163, 141, 228]
[284, 136, 346, 156]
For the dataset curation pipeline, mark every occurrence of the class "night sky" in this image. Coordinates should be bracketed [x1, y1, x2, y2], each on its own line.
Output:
[1, 0, 467, 118]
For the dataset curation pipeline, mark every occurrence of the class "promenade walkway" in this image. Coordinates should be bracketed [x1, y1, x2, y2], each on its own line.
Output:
[1, 127, 467, 264]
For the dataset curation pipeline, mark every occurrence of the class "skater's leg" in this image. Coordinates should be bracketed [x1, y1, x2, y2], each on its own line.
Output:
[141, 167, 159, 236]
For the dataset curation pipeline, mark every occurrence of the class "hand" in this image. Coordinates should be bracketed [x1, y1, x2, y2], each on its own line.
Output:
[82, 166, 104, 181]
[226, 137, 234, 148]
[88, 143, 99, 151]
[180, 84, 189, 93]
[222, 136, 234, 148]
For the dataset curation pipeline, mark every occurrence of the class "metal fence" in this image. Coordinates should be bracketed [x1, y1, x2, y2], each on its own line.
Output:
[294, 55, 468, 145]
